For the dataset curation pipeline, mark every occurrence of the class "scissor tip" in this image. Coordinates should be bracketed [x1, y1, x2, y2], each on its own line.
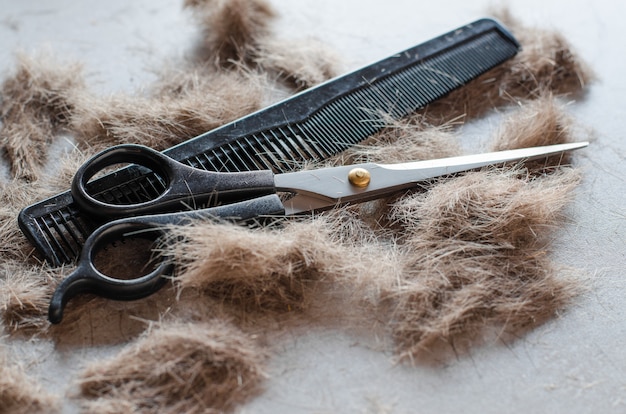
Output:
[569, 141, 589, 148]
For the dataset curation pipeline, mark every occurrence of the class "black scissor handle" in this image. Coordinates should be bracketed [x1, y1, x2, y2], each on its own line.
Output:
[48, 193, 287, 324]
[48, 218, 171, 324]
[72, 144, 277, 219]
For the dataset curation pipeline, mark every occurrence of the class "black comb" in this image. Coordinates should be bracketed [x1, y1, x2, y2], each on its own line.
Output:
[18, 18, 520, 266]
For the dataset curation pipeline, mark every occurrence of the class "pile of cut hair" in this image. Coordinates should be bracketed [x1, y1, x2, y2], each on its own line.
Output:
[0, 1, 593, 412]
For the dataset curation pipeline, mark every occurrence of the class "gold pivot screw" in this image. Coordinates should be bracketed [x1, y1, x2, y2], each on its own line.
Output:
[348, 167, 371, 187]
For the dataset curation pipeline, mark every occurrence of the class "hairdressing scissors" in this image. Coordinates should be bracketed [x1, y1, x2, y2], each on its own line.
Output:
[48, 141, 588, 323]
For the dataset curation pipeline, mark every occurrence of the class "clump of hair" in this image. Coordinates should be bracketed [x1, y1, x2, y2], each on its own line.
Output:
[165, 211, 403, 332]
[0, 53, 84, 181]
[184, 0, 277, 66]
[77, 320, 266, 414]
[0, 180, 46, 263]
[0, 263, 58, 334]
[386, 160, 583, 362]
[70, 70, 267, 151]
[169, 219, 351, 315]
[491, 93, 574, 150]
[0, 345, 60, 413]
[254, 37, 344, 91]
[418, 11, 594, 126]
[495, 9, 594, 98]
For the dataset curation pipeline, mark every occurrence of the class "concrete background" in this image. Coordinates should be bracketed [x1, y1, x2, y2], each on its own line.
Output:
[0, 0, 624, 412]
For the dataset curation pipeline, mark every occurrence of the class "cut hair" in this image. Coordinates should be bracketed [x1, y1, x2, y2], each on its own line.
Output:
[77, 320, 266, 414]
[0, 344, 60, 413]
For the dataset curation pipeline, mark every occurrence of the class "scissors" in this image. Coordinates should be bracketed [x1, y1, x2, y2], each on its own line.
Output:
[48, 141, 588, 323]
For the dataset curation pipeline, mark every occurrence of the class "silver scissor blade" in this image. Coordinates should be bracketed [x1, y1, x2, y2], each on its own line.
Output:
[276, 141, 588, 215]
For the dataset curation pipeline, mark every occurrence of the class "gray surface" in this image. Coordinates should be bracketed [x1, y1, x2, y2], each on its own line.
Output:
[1, 0, 624, 413]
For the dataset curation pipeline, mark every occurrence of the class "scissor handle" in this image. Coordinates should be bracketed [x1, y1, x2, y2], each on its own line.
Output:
[71, 144, 277, 219]
[47, 217, 171, 324]
[48, 193, 287, 324]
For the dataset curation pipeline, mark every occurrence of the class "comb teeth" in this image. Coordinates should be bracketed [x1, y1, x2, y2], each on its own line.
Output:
[31, 205, 92, 264]
[181, 30, 517, 175]
[18, 19, 520, 266]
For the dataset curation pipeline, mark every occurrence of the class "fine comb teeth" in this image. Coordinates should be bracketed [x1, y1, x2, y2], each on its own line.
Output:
[18, 18, 521, 266]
